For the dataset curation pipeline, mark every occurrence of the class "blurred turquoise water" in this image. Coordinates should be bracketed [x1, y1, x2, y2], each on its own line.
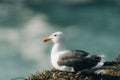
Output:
[0, 3, 120, 80]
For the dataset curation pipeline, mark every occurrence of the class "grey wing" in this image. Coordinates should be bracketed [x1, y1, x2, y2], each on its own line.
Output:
[57, 58, 82, 66]
[57, 56, 101, 71]
[57, 50, 89, 67]
[59, 50, 89, 60]
[57, 50, 101, 70]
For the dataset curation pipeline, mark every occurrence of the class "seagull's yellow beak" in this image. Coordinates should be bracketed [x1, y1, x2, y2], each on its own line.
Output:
[43, 37, 52, 42]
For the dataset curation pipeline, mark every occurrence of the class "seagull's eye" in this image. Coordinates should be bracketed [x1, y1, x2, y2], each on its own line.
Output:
[54, 34, 57, 37]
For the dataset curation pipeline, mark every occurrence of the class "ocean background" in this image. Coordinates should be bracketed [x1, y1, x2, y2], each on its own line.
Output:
[0, 0, 120, 80]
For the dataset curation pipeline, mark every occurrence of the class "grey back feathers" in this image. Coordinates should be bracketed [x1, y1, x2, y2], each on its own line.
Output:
[57, 50, 102, 71]
[59, 50, 89, 60]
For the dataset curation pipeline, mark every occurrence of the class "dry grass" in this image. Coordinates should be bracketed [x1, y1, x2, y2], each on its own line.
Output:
[27, 55, 120, 80]
[104, 55, 120, 77]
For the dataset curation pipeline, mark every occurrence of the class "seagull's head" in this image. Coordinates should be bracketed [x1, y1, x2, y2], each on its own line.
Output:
[43, 31, 65, 43]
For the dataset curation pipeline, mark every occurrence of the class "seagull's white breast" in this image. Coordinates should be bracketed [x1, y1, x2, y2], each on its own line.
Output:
[51, 53, 59, 69]
[51, 51, 67, 69]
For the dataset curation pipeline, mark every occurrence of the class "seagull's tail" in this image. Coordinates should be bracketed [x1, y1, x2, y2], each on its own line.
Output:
[103, 61, 120, 66]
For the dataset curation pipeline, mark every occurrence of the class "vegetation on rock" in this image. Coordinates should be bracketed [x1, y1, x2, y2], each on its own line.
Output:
[27, 55, 120, 80]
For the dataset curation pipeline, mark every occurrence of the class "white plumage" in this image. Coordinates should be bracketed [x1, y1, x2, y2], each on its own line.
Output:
[43, 32, 105, 72]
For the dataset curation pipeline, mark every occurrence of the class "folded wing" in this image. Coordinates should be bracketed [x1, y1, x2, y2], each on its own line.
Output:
[57, 50, 102, 71]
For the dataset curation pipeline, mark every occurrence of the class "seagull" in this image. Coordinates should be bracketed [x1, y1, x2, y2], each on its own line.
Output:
[43, 32, 118, 72]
